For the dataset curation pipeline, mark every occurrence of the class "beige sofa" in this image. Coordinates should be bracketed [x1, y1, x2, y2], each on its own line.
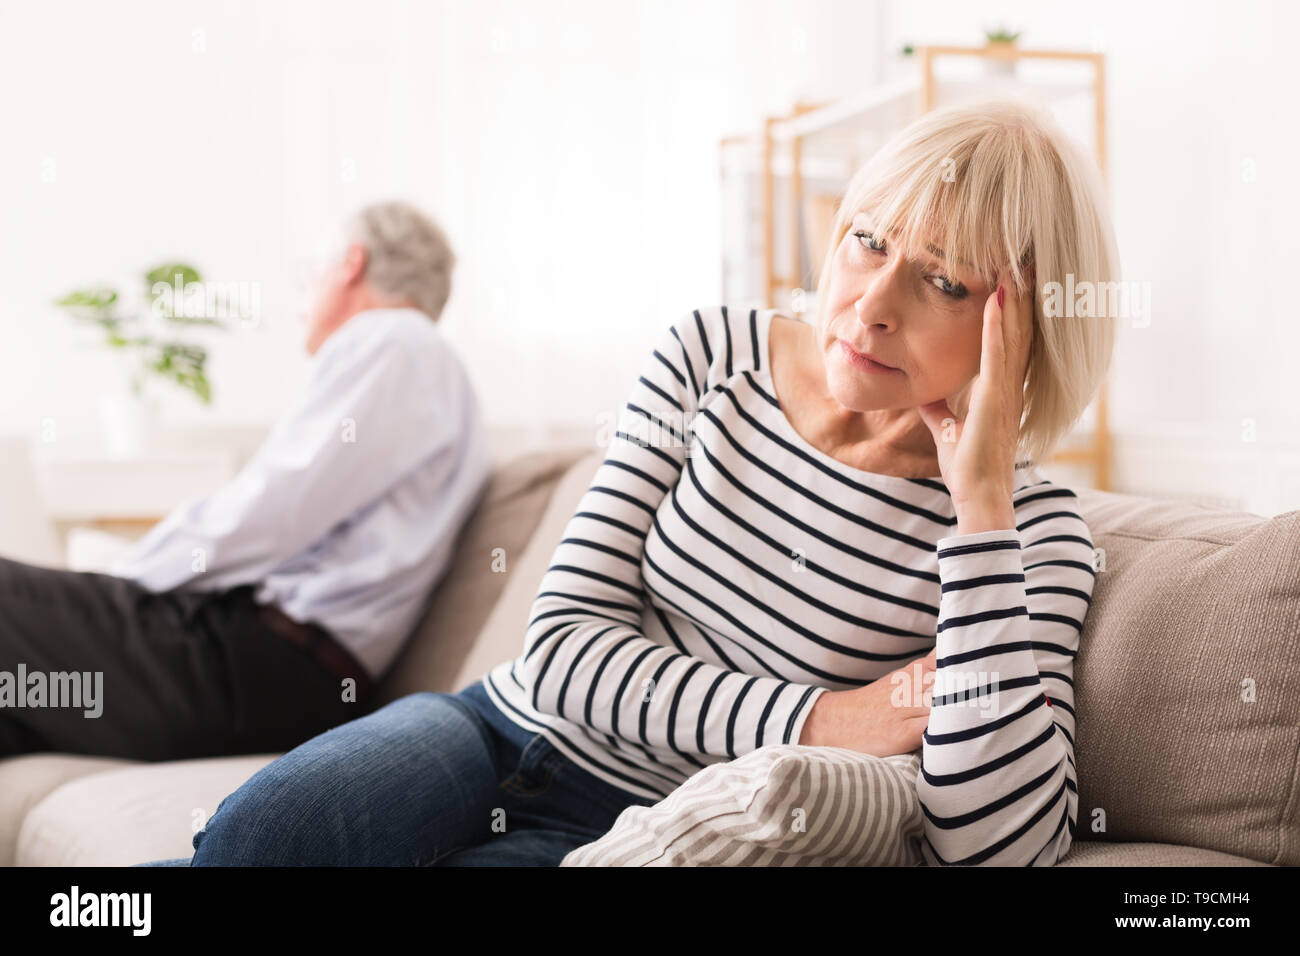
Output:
[2, 445, 1297, 867]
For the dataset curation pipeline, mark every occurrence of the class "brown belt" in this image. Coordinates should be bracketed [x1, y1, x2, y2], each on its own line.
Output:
[255, 603, 374, 702]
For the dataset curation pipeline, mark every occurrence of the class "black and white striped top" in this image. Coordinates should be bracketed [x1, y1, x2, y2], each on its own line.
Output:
[484, 305, 1095, 866]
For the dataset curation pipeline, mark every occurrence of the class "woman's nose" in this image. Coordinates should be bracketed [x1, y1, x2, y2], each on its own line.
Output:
[853, 263, 904, 331]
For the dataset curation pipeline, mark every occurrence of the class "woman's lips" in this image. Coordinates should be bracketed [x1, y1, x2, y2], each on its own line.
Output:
[838, 339, 898, 374]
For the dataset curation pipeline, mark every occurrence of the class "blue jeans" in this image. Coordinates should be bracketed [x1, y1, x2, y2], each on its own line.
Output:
[142, 681, 653, 866]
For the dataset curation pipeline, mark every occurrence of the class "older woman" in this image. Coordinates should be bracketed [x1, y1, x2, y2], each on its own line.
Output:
[167, 97, 1115, 867]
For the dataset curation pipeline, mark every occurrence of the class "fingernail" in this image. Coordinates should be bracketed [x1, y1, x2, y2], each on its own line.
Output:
[997, 285, 1005, 308]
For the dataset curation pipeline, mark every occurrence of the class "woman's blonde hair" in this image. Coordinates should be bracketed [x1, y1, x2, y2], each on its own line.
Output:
[815, 97, 1120, 467]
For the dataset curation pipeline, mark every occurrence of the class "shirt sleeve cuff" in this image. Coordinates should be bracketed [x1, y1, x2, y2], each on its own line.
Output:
[936, 527, 1023, 552]
[781, 685, 829, 746]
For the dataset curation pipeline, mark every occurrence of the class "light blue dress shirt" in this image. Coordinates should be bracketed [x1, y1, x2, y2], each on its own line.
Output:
[111, 307, 492, 680]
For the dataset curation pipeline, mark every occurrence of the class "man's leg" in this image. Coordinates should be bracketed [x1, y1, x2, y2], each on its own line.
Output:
[0, 555, 220, 758]
[192, 585, 367, 756]
[0, 556, 359, 760]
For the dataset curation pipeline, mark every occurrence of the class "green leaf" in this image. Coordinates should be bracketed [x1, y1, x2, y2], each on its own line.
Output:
[54, 287, 119, 311]
[58, 262, 219, 404]
[145, 263, 202, 288]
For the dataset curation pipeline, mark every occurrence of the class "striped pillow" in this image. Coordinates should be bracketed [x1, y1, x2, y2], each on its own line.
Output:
[560, 745, 926, 867]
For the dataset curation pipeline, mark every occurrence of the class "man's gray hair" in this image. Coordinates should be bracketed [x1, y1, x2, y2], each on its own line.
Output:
[344, 201, 455, 321]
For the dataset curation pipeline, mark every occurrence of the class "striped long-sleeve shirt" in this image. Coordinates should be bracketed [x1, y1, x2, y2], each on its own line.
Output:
[484, 304, 1096, 866]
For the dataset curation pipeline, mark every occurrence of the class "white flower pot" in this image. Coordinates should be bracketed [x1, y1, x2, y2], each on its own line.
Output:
[984, 43, 1018, 77]
[98, 388, 156, 458]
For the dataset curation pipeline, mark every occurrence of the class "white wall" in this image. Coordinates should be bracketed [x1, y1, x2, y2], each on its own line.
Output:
[429, 0, 885, 435]
[0, 0, 882, 444]
[1, 0, 1297, 513]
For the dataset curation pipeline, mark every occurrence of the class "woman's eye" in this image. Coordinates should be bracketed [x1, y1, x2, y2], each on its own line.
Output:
[853, 230, 886, 253]
[853, 228, 968, 300]
[928, 275, 969, 300]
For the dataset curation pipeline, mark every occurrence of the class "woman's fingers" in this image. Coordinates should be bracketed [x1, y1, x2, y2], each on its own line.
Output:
[894, 654, 935, 714]
[988, 268, 1035, 373]
[1005, 268, 1035, 376]
[980, 277, 1006, 378]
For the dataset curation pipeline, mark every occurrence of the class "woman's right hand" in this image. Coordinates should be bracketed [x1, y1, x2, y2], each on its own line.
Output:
[797, 649, 937, 755]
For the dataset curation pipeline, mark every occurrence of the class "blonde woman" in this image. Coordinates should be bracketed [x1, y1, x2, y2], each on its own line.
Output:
[156, 97, 1116, 867]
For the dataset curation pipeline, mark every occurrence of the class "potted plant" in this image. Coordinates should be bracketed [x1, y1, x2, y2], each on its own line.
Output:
[55, 263, 226, 456]
[983, 26, 1022, 77]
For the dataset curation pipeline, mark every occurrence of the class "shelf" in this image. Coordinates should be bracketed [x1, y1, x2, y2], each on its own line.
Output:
[724, 75, 1097, 151]
[30, 448, 236, 522]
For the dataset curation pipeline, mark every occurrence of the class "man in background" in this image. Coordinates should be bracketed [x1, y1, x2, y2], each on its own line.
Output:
[0, 201, 491, 760]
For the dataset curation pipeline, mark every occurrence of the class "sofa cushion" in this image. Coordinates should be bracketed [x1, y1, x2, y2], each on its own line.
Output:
[0, 754, 134, 867]
[449, 451, 604, 691]
[15, 754, 279, 866]
[376, 446, 591, 704]
[1055, 840, 1269, 866]
[1070, 490, 1300, 865]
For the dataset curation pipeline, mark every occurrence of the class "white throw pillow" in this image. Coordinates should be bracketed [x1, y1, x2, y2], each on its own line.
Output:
[560, 745, 925, 867]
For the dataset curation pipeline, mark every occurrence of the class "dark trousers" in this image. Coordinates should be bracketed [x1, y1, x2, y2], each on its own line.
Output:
[0, 556, 370, 761]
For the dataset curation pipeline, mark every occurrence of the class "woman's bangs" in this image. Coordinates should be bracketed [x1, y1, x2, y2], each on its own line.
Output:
[862, 171, 1009, 289]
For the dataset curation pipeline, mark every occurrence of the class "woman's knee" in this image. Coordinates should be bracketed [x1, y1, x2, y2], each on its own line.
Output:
[191, 752, 343, 865]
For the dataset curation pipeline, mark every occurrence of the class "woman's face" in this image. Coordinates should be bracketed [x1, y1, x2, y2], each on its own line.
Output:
[816, 209, 993, 415]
